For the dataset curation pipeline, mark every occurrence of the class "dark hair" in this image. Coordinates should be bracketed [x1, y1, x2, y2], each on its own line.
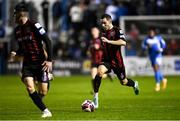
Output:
[101, 14, 112, 20]
[14, 2, 29, 14]
[148, 26, 156, 31]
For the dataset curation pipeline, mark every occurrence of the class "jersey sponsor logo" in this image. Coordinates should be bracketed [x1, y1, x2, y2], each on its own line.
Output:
[120, 72, 124, 79]
[16, 30, 21, 34]
[17, 36, 32, 42]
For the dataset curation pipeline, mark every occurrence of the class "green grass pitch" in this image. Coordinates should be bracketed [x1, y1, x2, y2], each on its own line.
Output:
[0, 75, 180, 120]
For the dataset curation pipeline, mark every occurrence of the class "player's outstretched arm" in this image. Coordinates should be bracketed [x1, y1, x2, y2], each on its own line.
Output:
[101, 37, 126, 46]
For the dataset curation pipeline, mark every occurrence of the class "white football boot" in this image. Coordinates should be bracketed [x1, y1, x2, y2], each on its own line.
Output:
[133, 81, 139, 95]
[41, 108, 52, 118]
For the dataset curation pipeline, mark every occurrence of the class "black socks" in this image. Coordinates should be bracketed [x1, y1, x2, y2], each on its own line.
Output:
[29, 91, 46, 111]
[126, 78, 135, 87]
[93, 75, 102, 93]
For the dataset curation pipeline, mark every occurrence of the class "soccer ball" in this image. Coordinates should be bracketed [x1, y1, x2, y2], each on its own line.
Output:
[81, 100, 95, 112]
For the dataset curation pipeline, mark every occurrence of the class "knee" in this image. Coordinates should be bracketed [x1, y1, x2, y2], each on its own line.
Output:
[26, 86, 35, 94]
[120, 79, 128, 85]
[39, 90, 48, 96]
[97, 71, 105, 77]
[42, 91, 48, 96]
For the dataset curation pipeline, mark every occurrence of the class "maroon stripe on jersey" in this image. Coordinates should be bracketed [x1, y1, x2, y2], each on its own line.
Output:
[31, 32, 40, 52]
[116, 47, 124, 68]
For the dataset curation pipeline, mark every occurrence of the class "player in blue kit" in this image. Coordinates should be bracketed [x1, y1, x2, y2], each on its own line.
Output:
[142, 27, 167, 92]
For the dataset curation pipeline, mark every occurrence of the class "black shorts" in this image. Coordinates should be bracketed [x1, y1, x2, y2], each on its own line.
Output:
[91, 63, 99, 68]
[100, 62, 126, 80]
[21, 64, 49, 83]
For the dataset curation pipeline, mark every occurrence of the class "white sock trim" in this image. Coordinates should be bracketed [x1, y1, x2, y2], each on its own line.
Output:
[94, 93, 98, 98]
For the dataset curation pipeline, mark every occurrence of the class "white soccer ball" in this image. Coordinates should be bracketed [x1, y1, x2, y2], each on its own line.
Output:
[81, 100, 95, 112]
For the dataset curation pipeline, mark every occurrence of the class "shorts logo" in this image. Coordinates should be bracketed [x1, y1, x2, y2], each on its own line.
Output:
[42, 72, 48, 82]
[120, 73, 124, 79]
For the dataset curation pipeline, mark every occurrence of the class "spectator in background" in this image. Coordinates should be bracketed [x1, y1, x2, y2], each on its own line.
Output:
[145, 0, 156, 15]
[0, 42, 7, 74]
[105, 0, 119, 26]
[116, 1, 128, 18]
[125, 43, 137, 56]
[28, 1, 39, 21]
[69, 1, 84, 46]
[41, 0, 49, 32]
[156, 0, 166, 15]
[0, 21, 7, 74]
[52, 0, 62, 31]
[0, 21, 5, 37]
[82, 1, 98, 33]
[167, 39, 179, 55]
[127, 23, 140, 55]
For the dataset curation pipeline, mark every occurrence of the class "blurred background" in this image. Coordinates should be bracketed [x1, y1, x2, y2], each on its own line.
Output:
[0, 0, 180, 76]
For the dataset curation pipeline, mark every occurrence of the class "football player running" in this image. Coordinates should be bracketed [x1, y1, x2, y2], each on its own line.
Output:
[9, 2, 53, 118]
[92, 14, 139, 109]
[142, 27, 167, 92]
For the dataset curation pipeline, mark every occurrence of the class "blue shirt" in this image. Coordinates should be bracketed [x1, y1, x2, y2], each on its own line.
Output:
[142, 35, 166, 60]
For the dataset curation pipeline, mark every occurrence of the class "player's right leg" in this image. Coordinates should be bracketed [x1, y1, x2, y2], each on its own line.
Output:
[23, 77, 48, 115]
[153, 64, 162, 92]
[22, 65, 51, 118]
[93, 64, 109, 109]
[37, 82, 52, 118]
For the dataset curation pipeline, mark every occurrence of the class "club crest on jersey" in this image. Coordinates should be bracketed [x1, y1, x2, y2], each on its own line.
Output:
[110, 31, 115, 37]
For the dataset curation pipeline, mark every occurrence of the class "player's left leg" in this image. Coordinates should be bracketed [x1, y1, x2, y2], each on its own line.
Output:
[114, 67, 139, 95]
[37, 82, 49, 98]
[153, 57, 167, 91]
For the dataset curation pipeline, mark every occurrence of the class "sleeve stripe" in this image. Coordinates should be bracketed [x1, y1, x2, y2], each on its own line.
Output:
[35, 23, 42, 29]
[39, 28, 46, 35]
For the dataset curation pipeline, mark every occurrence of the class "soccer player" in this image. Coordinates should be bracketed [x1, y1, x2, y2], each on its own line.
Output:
[92, 14, 139, 109]
[142, 27, 167, 92]
[9, 2, 53, 118]
[89, 27, 103, 81]
[89, 27, 113, 93]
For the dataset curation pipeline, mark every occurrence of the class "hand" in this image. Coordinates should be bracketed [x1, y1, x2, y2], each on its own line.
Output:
[94, 43, 100, 50]
[8, 51, 16, 62]
[157, 48, 163, 53]
[42, 61, 52, 72]
[101, 37, 109, 43]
